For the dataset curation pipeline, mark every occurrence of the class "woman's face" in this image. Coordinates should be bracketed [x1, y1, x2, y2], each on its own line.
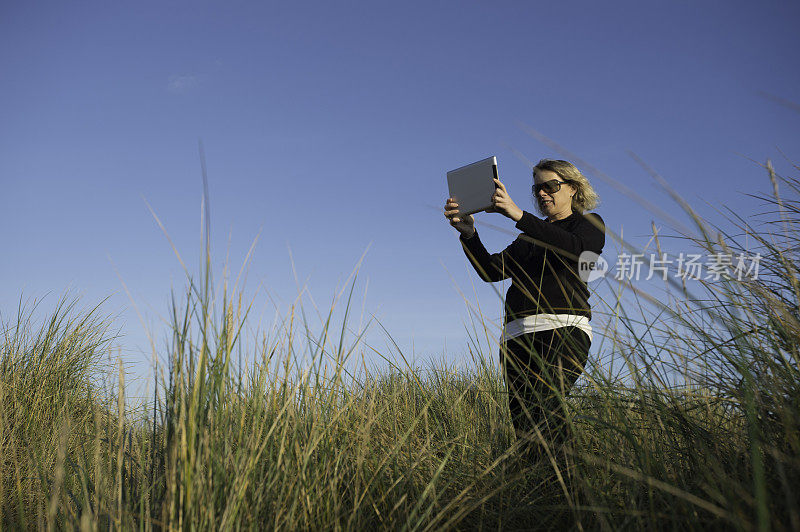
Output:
[533, 169, 576, 221]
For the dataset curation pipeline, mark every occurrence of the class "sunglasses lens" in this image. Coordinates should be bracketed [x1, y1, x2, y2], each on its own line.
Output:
[533, 180, 561, 194]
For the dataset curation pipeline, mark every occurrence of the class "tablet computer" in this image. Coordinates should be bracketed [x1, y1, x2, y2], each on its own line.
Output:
[447, 156, 498, 217]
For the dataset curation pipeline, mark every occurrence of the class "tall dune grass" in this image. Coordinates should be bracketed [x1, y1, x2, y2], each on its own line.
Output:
[2, 159, 799, 530]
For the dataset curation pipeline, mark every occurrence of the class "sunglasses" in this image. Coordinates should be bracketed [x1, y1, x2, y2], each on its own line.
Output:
[532, 179, 570, 195]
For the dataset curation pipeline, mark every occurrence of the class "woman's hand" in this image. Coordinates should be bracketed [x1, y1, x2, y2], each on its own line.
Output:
[444, 198, 475, 238]
[490, 179, 524, 222]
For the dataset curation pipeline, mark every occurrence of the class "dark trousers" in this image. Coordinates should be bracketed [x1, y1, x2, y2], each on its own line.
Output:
[500, 326, 590, 454]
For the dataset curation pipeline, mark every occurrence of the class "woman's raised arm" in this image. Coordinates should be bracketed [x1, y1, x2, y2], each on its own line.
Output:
[459, 231, 528, 283]
[514, 211, 605, 257]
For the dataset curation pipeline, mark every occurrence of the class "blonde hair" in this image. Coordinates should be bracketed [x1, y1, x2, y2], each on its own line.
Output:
[533, 159, 599, 214]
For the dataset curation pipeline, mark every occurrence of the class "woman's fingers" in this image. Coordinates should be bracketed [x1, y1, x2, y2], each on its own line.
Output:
[445, 198, 474, 226]
[492, 189, 511, 208]
[444, 199, 460, 218]
[493, 188, 509, 200]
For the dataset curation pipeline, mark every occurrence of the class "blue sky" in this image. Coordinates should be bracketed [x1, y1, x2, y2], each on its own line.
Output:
[2, 1, 799, 393]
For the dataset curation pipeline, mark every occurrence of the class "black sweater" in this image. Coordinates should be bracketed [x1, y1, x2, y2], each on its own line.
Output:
[459, 210, 605, 323]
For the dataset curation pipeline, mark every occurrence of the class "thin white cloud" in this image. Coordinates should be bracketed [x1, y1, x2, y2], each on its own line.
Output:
[167, 74, 199, 93]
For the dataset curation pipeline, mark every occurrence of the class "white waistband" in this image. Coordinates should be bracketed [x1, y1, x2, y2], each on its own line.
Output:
[501, 313, 593, 344]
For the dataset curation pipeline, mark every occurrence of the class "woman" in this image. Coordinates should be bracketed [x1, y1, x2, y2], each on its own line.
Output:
[444, 159, 604, 456]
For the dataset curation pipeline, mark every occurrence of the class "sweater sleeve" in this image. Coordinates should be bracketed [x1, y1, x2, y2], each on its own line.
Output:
[514, 211, 605, 257]
[459, 230, 524, 283]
